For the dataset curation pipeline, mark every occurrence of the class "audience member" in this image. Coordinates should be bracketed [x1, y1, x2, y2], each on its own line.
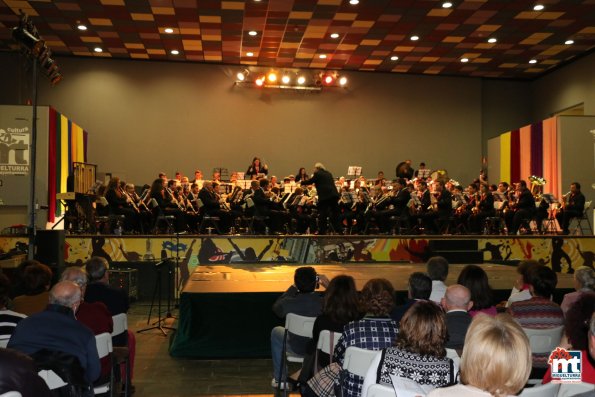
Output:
[12, 262, 53, 315]
[427, 256, 449, 303]
[507, 265, 564, 371]
[9, 259, 42, 299]
[306, 278, 398, 397]
[542, 293, 595, 384]
[8, 281, 100, 384]
[302, 275, 361, 381]
[391, 272, 432, 324]
[561, 266, 595, 315]
[0, 348, 52, 397]
[427, 314, 532, 397]
[441, 284, 473, 353]
[363, 301, 457, 396]
[505, 260, 540, 308]
[61, 266, 114, 381]
[0, 273, 26, 343]
[271, 266, 325, 388]
[457, 265, 497, 317]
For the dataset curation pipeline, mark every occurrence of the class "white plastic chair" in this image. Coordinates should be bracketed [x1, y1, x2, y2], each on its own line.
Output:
[0, 338, 9, 348]
[0, 392, 23, 397]
[557, 382, 595, 397]
[519, 382, 560, 397]
[314, 330, 342, 372]
[277, 313, 316, 395]
[523, 325, 564, 384]
[38, 370, 67, 390]
[343, 346, 381, 378]
[445, 348, 461, 374]
[365, 383, 396, 397]
[93, 332, 114, 396]
[111, 313, 131, 397]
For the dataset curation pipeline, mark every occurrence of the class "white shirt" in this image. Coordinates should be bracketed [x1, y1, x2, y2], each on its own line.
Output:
[430, 280, 447, 303]
[505, 287, 532, 307]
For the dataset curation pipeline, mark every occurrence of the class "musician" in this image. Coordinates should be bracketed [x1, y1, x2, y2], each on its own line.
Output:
[174, 171, 182, 182]
[455, 183, 479, 231]
[158, 172, 167, 181]
[212, 171, 222, 184]
[150, 178, 187, 233]
[509, 180, 535, 235]
[252, 178, 288, 234]
[375, 171, 386, 186]
[246, 157, 268, 179]
[287, 187, 311, 234]
[125, 183, 152, 232]
[395, 159, 414, 181]
[192, 170, 203, 184]
[428, 180, 453, 233]
[301, 163, 341, 235]
[556, 182, 586, 235]
[295, 167, 308, 183]
[104, 177, 140, 233]
[469, 184, 495, 233]
[198, 181, 232, 233]
[367, 178, 411, 233]
[270, 175, 280, 189]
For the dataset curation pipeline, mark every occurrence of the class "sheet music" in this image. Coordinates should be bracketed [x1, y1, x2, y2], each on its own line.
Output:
[347, 166, 362, 177]
[389, 374, 430, 397]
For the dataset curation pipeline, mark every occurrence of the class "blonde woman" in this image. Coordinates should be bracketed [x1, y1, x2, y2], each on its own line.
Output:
[427, 314, 531, 397]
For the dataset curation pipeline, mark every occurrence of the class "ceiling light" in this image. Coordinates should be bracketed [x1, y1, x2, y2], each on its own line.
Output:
[236, 72, 246, 81]
[164, 28, 174, 34]
[460, 58, 469, 63]
[322, 73, 335, 85]
[349, 0, 359, 4]
[442, 2, 453, 8]
[94, 47, 103, 53]
[319, 54, 327, 59]
[533, 4, 544, 11]
[390, 55, 399, 61]
[267, 71, 277, 83]
[339, 76, 347, 86]
[297, 76, 306, 85]
[246, 52, 254, 57]
[255, 76, 265, 86]
[77, 25, 87, 31]
[565, 39, 574, 45]
[330, 33, 340, 39]
[170, 49, 179, 55]
[529, 59, 537, 64]
[281, 75, 290, 84]
[410, 35, 419, 41]
[488, 38, 497, 43]
[248, 31, 257, 36]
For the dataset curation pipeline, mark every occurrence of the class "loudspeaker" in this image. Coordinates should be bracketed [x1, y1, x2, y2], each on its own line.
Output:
[35, 230, 65, 281]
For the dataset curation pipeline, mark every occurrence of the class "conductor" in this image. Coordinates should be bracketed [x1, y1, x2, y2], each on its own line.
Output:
[300, 163, 341, 234]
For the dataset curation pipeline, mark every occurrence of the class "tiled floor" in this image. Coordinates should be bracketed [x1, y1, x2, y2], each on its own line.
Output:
[130, 302, 284, 397]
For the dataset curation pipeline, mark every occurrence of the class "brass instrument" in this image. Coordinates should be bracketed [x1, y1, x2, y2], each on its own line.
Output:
[166, 187, 185, 211]
[560, 191, 571, 209]
[119, 187, 140, 213]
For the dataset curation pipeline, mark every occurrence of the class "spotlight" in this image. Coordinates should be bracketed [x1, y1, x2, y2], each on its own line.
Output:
[488, 38, 497, 43]
[319, 54, 327, 59]
[390, 55, 399, 61]
[442, 2, 453, 8]
[236, 72, 245, 81]
[533, 4, 544, 11]
[410, 35, 419, 41]
[529, 59, 537, 64]
[246, 52, 254, 57]
[77, 24, 87, 31]
[565, 39, 574, 45]
[339, 76, 347, 86]
[11, 26, 45, 56]
[248, 30, 258, 36]
[170, 49, 179, 55]
[297, 76, 306, 85]
[322, 73, 335, 86]
[94, 47, 103, 53]
[255, 76, 265, 86]
[460, 58, 469, 63]
[164, 28, 174, 34]
[281, 75, 291, 84]
[267, 71, 277, 83]
[349, 0, 359, 4]
[330, 33, 340, 39]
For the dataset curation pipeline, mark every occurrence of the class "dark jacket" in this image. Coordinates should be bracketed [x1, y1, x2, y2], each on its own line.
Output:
[444, 310, 472, 351]
[301, 168, 339, 202]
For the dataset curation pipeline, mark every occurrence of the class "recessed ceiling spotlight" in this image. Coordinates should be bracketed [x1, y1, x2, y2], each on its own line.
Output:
[330, 33, 340, 39]
[488, 38, 497, 43]
[281, 75, 291, 84]
[246, 52, 254, 57]
[94, 47, 103, 53]
[164, 28, 174, 34]
[248, 31, 257, 36]
[529, 59, 538, 64]
[170, 49, 179, 55]
[461, 58, 469, 63]
[297, 76, 306, 85]
[319, 54, 327, 59]
[533, 4, 544, 11]
[410, 35, 419, 41]
[339, 76, 347, 86]
[565, 39, 574, 45]
[349, 0, 359, 4]
[390, 55, 399, 61]
[442, 2, 453, 8]
[77, 24, 87, 31]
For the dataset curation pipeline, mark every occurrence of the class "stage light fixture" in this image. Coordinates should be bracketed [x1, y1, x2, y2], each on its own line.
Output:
[339, 76, 347, 86]
[322, 73, 335, 86]
[297, 76, 306, 85]
[255, 76, 265, 86]
[267, 71, 277, 83]
[281, 74, 291, 84]
[11, 26, 44, 56]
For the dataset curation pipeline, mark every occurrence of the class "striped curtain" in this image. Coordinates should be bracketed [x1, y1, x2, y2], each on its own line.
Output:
[47, 107, 88, 222]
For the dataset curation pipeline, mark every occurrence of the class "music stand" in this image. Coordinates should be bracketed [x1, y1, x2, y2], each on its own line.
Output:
[347, 166, 362, 178]
[137, 259, 176, 336]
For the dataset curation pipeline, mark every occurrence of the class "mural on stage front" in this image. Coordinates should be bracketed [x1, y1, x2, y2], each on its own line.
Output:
[60, 236, 595, 279]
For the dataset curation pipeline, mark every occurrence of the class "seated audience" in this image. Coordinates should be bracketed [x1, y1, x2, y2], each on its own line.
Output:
[561, 266, 595, 315]
[505, 260, 540, 308]
[427, 314, 532, 397]
[0, 273, 26, 342]
[542, 293, 595, 384]
[427, 256, 449, 303]
[363, 301, 457, 396]
[271, 266, 325, 388]
[507, 265, 564, 371]
[9, 259, 41, 299]
[441, 284, 473, 353]
[306, 278, 398, 397]
[301, 275, 361, 382]
[457, 265, 497, 317]
[391, 272, 432, 324]
[12, 262, 53, 315]
[0, 348, 52, 397]
[61, 266, 113, 381]
[8, 281, 100, 384]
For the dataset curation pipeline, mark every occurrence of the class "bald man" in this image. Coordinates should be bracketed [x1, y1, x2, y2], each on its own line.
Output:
[8, 281, 101, 385]
[441, 284, 473, 353]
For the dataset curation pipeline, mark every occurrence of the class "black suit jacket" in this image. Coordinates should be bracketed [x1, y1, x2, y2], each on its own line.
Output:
[517, 188, 535, 211]
[198, 188, 220, 213]
[437, 189, 453, 216]
[567, 192, 586, 213]
[301, 169, 339, 202]
[445, 310, 472, 351]
[389, 188, 410, 214]
[252, 188, 273, 215]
